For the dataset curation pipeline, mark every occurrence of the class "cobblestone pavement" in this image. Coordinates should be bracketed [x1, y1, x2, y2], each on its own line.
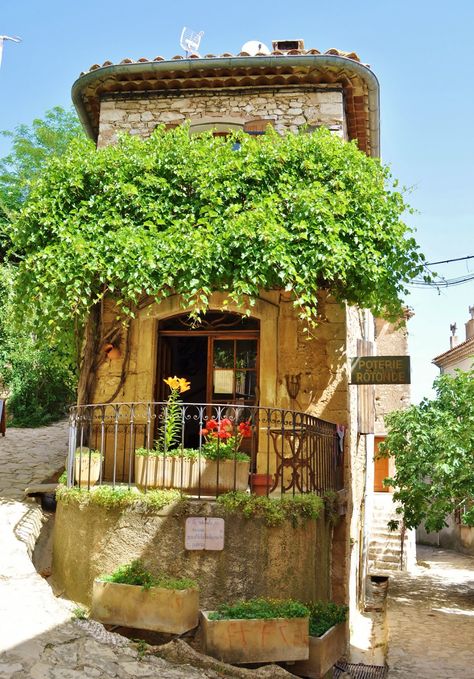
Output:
[0, 422, 292, 679]
[386, 544, 474, 679]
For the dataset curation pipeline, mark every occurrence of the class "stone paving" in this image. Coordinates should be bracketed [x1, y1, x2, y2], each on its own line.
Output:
[386, 544, 474, 679]
[0, 421, 293, 679]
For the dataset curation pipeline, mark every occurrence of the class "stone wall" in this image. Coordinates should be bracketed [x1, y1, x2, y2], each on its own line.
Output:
[374, 317, 410, 435]
[93, 291, 349, 425]
[53, 498, 332, 608]
[97, 86, 346, 147]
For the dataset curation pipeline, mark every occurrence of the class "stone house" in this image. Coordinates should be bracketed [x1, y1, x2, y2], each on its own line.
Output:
[64, 39, 413, 664]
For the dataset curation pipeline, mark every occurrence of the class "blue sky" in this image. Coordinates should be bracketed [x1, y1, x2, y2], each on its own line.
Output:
[1, 0, 473, 402]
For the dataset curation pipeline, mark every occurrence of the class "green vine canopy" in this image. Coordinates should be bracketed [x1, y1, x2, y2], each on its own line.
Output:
[7, 126, 426, 341]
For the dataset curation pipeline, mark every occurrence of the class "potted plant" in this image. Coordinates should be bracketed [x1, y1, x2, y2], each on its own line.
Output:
[251, 472, 274, 496]
[74, 448, 101, 487]
[195, 418, 251, 494]
[201, 597, 310, 664]
[91, 560, 199, 634]
[291, 601, 348, 678]
[134, 448, 176, 490]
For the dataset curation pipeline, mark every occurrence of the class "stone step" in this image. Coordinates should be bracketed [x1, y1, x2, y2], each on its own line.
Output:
[368, 546, 402, 557]
[369, 552, 403, 563]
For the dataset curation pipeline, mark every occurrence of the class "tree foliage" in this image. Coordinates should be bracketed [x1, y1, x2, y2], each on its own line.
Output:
[380, 369, 474, 531]
[8, 125, 426, 352]
[0, 106, 83, 221]
[0, 107, 82, 423]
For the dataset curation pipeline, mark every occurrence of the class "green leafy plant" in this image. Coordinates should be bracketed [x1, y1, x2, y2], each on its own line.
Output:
[379, 368, 474, 531]
[56, 485, 182, 510]
[75, 448, 101, 459]
[200, 418, 252, 461]
[100, 559, 197, 591]
[216, 491, 323, 526]
[72, 605, 88, 620]
[209, 597, 309, 621]
[5, 126, 427, 404]
[306, 601, 348, 637]
[157, 377, 190, 451]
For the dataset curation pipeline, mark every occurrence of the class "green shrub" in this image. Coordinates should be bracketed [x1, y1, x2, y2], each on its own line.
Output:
[216, 491, 323, 526]
[209, 597, 309, 620]
[307, 601, 348, 637]
[100, 559, 197, 591]
[3, 344, 75, 427]
[56, 485, 182, 510]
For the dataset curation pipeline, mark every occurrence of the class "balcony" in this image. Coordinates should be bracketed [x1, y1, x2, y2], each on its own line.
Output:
[67, 402, 344, 497]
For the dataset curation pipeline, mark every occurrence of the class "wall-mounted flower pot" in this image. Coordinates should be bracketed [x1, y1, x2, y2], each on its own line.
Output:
[251, 473, 274, 496]
[135, 455, 175, 490]
[91, 579, 199, 634]
[291, 621, 347, 678]
[201, 611, 309, 664]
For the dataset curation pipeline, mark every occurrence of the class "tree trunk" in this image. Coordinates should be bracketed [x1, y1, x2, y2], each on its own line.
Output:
[76, 303, 101, 406]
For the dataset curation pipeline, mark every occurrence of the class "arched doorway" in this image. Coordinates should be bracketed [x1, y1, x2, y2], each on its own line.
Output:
[155, 312, 260, 407]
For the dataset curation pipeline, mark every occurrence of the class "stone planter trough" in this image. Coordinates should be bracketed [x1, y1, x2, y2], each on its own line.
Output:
[201, 610, 309, 664]
[291, 621, 347, 678]
[91, 579, 199, 634]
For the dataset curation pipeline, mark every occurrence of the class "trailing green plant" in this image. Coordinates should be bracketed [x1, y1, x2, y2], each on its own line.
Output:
[100, 559, 197, 591]
[209, 597, 309, 621]
[5, 126, 427, 404]
[306, 601, 348, 637]
[56, 484, 182, 510]
[216, 491, 323, 526]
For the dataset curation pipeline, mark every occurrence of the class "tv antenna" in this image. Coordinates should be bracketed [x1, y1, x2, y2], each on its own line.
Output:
[180, 27, 204, 57]
[0, 35, 21, 69]
[240, 40, 270, 56]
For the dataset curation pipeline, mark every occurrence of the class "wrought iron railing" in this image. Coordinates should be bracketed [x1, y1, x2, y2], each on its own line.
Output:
[68, 402, 344, 497]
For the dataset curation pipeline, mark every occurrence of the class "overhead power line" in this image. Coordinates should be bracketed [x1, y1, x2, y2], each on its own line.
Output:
[425, 254, 474, 266]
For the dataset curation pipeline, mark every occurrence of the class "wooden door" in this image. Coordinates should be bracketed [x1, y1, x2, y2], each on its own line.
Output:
[374, 436, 389, 492]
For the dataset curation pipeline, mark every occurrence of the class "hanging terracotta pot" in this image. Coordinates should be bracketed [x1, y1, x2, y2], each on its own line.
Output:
[104, 343, 121, 360]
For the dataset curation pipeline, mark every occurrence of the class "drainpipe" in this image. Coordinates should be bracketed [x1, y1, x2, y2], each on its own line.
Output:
[71, 54, 381, 157]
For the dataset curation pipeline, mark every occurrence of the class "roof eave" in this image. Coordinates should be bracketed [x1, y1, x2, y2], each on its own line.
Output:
[71, 54, 380, 157]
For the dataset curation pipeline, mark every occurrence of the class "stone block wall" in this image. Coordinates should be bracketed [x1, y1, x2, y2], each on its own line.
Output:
[97, 86, 346, 147]
[374, 318, 411, 435]
[53, 499, 332, 608]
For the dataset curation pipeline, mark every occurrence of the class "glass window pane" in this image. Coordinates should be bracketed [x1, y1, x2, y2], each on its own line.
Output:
[214, 340, 234, 368]
[236, 370, 256, 399]
[236, 340, 257, 368]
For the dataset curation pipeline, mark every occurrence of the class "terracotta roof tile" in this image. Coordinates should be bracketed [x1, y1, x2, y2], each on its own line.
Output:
[85, 48, 364, 74]
[433, 336, 474, 364]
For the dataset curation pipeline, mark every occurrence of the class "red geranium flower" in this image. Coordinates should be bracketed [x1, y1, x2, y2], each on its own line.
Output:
[207, 419, 218, 431]
[200, 428, 209, 436]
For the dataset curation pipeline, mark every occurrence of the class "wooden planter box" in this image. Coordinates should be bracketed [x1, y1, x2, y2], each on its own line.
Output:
[135, 456, 249, 494]
[91, 579, 199, 634]
[187, 459, 250, 494]
[291, 622, 347, 678]
[201, 611, 309, 664]
[135, 455, 175, 490]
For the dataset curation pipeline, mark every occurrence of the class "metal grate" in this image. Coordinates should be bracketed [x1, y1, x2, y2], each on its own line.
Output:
[334, 662, 388, 679]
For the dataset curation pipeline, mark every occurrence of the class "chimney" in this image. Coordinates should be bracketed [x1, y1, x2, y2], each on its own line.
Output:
[465, 305, 474, 340]
[450, 323, 458, 349]
[271, 39, 305, 52]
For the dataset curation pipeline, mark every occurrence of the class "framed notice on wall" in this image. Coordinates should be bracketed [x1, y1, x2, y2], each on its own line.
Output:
[185, 517, 225, 551]
[213, 369, 234, 394]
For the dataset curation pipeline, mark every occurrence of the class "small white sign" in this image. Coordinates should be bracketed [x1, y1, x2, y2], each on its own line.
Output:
[185, 517, 225, 551]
